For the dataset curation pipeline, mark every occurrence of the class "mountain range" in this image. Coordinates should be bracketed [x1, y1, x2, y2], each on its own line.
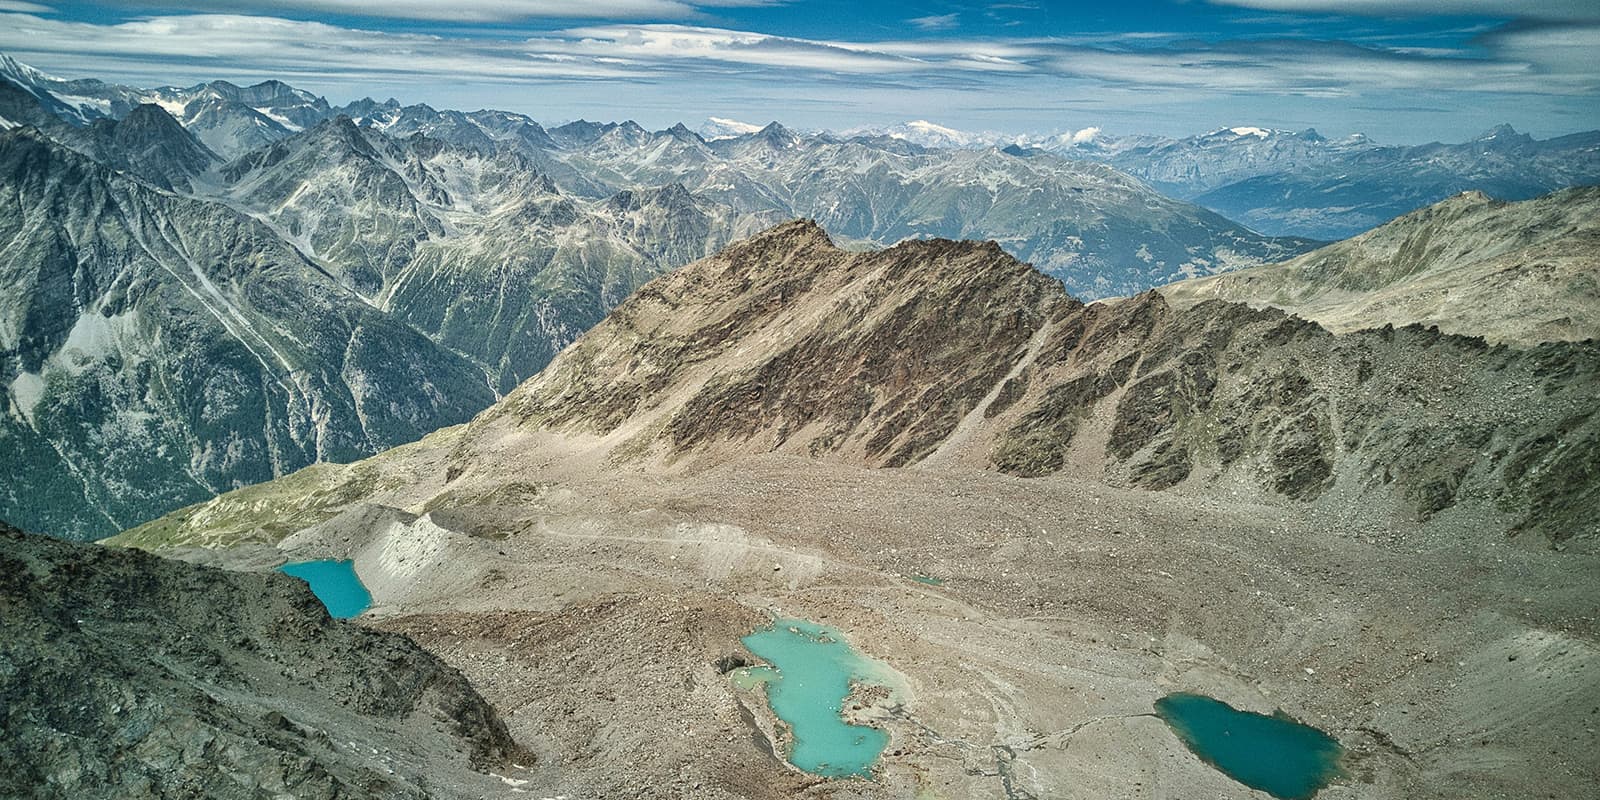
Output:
[3, 52, 1596, 541]
[0, 54, 1321, 539]
[841, 119, 1600, 240]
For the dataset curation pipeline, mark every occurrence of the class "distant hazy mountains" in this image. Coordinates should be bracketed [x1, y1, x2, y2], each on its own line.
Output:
[844, 120, 1600, 240]
[1162, 187, 1600, 346]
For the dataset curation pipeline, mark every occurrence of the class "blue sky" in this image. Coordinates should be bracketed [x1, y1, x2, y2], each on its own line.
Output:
[0, 1, 1596, 142]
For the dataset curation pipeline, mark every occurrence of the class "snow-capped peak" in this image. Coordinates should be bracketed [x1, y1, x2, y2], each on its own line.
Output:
[840, 119, 1009, 150]
[1222, 126, 1274, 138]
[902, 119, 965, 139]
[699, 116, 763, 140]
[0, 52, 58, 86]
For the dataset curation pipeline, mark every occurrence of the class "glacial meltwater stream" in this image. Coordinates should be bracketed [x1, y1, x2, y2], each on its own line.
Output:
[1155, 692, 1345, 800]
[279, 559, 372, 619]
[737, 619, 893, 778]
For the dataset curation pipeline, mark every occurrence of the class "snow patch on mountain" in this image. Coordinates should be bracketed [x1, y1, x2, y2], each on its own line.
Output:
[8, 372, 44, 424]
[699, 116, 763, 140]
[254, 107, 304, 132]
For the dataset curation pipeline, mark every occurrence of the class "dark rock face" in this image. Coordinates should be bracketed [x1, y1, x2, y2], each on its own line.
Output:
[0, 519, 522, 799]
[80, 103, 218, 192]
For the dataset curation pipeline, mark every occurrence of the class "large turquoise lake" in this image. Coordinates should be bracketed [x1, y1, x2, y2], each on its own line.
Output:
[738, 619, 892, 778]
[1155, 692, 1344, 800]
[279, 559, 372, 619]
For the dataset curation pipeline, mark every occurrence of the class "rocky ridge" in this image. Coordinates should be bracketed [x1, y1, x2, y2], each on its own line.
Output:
[469, 220, 1599, 541]
[1160, 187, 1600, 346]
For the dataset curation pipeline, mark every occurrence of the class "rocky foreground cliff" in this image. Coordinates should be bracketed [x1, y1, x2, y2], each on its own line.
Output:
[0, 519, 526, 799]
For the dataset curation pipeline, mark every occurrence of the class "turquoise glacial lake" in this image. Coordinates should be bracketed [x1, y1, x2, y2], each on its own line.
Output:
[279, 559, 372, 619]
[739, 619, 892, 778]
[1155, 692, 1344, 800]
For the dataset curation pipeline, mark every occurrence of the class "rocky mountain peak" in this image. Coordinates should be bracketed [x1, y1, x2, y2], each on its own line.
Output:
[0, 52, 55, 93]
[484, 219, 1073, 469]
[1475, 122, 1519, 140]
[754, 121, 798, 147]
[82, 102, 217, 189]
[1472, 123, 1534, 149]
[305, 113, 380, 158]
[664, 122, 703, 143]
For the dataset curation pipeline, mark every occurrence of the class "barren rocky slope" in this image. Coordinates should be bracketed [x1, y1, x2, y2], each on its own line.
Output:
[1161, 187, 1600, 346]
[467, 220, 1597, 541]
[0, 519, 525, 799]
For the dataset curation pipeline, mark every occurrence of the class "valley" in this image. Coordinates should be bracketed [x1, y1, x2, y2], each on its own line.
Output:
[131, 449, 1600, 799]
[108, 224, 1600, 799]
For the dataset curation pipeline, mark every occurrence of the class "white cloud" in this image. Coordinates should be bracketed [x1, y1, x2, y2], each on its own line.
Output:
[0, 1, 50, 12]
[909, 14, 959, 31]
[1069, 126, 1099, 143]
[93, 0, 786, 23]
[1210, 0, 1600, 22]
[0, 13, 643, 83]
[0, 9, 1592, 103]
[1043, 38, 1587, 96]
[554, 24, 928, 73]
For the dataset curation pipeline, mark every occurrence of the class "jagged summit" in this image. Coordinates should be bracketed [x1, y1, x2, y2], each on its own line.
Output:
[664, 121, 702, 141]
[1474, 122, 1521, 140]
[79, 102, 218, 190]
[480, 220, 1071, 469]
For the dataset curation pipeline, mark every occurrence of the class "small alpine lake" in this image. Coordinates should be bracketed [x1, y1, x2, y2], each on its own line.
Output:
[279, 559, 372, 619]
[1154, 692, 1345, 800]
[736, 618, 896, 778]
